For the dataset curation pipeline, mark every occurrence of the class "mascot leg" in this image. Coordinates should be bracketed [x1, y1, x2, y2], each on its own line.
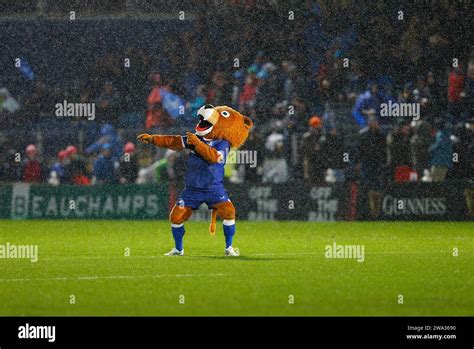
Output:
[166, 204, 193, 255]
[214, 201, 239, 256]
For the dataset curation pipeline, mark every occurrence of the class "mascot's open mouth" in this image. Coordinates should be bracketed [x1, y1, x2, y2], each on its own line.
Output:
[195, 115, 214, 136]
[196, 115, 213, 132]
[195, 104, 217, 136]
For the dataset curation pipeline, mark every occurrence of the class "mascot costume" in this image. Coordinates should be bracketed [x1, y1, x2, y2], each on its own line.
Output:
[137, 104, 253, 256]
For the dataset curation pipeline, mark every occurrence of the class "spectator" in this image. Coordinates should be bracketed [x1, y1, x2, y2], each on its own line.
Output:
[387, 121, 413, 180]
[86, 124, 122, 160]
[428, 120, 453, 182]
[92, 143, 117, 185]
[21, 144, 44, 183]
[410, 120, 433, 176]
[255, 62, 281, 122]
[463, 61, 474, 118]
[423, 71, 445, 117]
[0, 145, 22, 182]
[447, 66, 465, 119]
[64, 145, 90, 185]
[262, 131, 288, 184]
[352, 82, 381, 128]
[356, 117, 387, 187]
[188, 85, 207, 118]
[118, 142, 139, 184]
[450, 120, 474, 179]
[145, 73, 173, 129]
[284, 95, 309, 133]
[240, 129, 265, 183]
[239, 71, 258, 114]
[324, 125, 346, 182]
[49, 149, 68, 184]
[281, 61, 297, 102]
[249, 51, 267, 76]
[301, 116, 327, 184]
[0, 88, 20, 114]
[166, 149, 187, 184]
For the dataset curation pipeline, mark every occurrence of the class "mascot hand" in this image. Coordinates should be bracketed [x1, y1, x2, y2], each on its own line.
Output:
[186, 132, 201, 146]
[137, 133, 153, 144]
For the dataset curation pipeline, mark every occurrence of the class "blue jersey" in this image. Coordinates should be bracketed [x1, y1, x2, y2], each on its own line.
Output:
[181, 135, 230, 190]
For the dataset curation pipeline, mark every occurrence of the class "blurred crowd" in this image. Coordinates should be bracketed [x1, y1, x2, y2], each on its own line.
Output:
[0, 124, 139, 186]
[0, 1, 472, 185]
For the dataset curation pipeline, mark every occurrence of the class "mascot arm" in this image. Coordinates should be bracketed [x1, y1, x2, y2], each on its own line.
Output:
[193, 142, 221, 163]
[137, 134, 184, 151]
[185, 132, 222, 163]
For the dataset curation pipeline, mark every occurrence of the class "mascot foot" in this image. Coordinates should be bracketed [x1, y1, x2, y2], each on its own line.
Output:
[164, 248, 184, 256]
[225, 246, 240, 257]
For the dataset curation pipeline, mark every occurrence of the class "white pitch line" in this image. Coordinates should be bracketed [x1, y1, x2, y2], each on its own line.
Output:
[33, 249, 460, 261]
[9, 249, 464, 266]
[251, 250, 454, 256]
[0, 273, 227, 283]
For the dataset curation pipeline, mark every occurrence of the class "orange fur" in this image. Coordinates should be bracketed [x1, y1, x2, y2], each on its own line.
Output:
[185, 132, 220, 163]
[169, 205, 193, 225]
[209, 209, 218, 235]
[206, 106, 253, 148]
[152, 135, 184, 150]
[213, 201, 236, 220]
[209, 201, 236, 235]
[136, 134, 184, 150]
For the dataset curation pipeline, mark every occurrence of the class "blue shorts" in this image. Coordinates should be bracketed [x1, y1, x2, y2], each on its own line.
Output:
[177, 187, 230, 210]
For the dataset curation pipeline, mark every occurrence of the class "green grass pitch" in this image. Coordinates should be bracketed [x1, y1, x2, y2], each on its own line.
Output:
[0, 220, 472, 316]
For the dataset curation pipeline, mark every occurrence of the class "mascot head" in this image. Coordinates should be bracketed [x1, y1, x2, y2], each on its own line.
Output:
[195, 104, 253, 148]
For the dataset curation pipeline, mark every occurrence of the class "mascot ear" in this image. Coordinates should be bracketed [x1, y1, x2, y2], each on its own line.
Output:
[243, 116, 253, 129]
